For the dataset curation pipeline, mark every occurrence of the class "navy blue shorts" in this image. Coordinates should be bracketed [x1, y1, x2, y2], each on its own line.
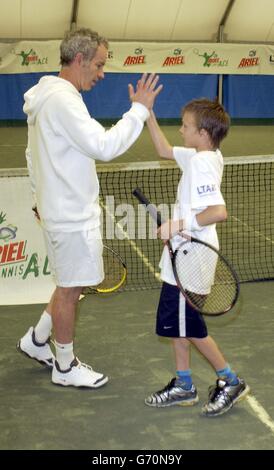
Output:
[156, 282, 208, 338]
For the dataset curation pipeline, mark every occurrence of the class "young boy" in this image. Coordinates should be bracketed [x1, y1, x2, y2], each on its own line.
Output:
[145, 98, 250, 417]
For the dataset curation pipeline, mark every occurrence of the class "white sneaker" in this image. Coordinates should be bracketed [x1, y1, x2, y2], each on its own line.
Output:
[17, 326, 55, 368]
[52, 357, 108, 388]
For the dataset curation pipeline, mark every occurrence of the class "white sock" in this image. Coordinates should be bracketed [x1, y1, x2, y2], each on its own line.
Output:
[34, 310, 52, 343]
[54, 341, 74, 371]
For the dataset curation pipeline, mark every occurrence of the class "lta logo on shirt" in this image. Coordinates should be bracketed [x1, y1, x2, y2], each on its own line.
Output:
[197, 184, 217, 196]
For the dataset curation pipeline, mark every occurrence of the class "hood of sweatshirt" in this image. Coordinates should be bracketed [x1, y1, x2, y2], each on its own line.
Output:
[23, 75, 79, 125]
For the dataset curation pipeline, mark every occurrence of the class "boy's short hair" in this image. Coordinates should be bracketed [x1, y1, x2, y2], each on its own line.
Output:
[183, 98, 230, 148]
[60, 28, 108, 66]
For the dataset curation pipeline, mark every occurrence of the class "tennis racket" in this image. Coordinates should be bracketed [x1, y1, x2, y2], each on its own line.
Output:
[133, 188, 240, 316]
[82, 245, 127, 295]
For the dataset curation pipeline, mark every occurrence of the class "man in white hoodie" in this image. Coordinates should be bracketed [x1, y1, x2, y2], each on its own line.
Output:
[17, 28, 162, 389]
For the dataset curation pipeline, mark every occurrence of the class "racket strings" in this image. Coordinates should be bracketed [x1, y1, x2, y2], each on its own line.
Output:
[175, 241, 238, 315]
[97, 251, 126, 290]
[82, 245, 126, 294]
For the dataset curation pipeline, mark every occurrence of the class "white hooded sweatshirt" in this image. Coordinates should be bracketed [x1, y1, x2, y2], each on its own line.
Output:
[23, 75, 149, 232]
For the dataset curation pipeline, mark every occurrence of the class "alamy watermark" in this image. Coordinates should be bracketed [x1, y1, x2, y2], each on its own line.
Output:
[100, 196, 177, 240]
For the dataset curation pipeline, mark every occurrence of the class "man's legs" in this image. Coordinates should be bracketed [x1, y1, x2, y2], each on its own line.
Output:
[47, 286, 82, 344]
[17, 299, 55, 368]
[47, 286, 107, 388]
[30, 284, 80, 346]
[47, 286, 80, 370]
[18, 285, 108, 388]
[17, 286, 80, 368]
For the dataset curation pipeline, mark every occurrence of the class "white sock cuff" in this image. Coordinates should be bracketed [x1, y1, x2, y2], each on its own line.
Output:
[54, 341, 74, 352]
[34, 310, 52, 343]
[43, 310, 52, 320]
[54, 341, 74, 370]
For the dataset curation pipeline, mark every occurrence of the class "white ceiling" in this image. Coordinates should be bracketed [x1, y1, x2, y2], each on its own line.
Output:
[1, 0, 274, 43]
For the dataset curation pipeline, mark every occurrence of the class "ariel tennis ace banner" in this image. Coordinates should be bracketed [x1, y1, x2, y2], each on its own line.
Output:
[1, 40, 274, 75]
[0, 175, 55, 305]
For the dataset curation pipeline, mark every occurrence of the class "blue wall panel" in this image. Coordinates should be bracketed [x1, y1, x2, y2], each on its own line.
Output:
[0, 73, 57, 120]
[3, 72, 274, 120]
[0, 72, 218, 120]
[82, 73, 219, 118]
[223, 75, 274, 118]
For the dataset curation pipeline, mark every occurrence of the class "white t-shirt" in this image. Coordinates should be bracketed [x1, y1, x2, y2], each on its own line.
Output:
[159, 147, 225, 286]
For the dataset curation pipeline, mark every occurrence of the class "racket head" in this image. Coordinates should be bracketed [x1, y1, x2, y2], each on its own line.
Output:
[172, 236, 240, 316]
[82, 245, 127, 295]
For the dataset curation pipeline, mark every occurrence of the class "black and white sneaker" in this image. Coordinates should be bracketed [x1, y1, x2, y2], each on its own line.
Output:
[202, 377, 250, 417]
[17, 327, 54, 368]
[52, 357, 108, 388]
[145, 378, 199, 407]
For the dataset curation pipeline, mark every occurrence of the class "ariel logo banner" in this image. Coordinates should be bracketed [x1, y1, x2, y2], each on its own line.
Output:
[0, 174, 55, 305]
[1, 41, 274, 75]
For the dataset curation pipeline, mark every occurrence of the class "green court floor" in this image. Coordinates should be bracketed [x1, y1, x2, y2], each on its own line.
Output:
[0, 282, 274, 450]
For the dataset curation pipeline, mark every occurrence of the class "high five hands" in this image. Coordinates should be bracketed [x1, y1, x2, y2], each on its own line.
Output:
[128, 73, 163, 110]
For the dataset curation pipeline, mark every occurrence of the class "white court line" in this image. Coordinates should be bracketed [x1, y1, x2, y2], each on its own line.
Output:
[103, 201, 274, 434]
[230, 215, 274, 437]
[246, 395, 274, 434]
[0, 144, 26, 147]
[231, 215, 274, 245]
[229, 216, 274, 431]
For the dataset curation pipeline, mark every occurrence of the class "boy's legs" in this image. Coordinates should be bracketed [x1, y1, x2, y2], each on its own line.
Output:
[145, 337, 198, 407]
[190, 335, 250, 416]
[145, 283, 200, 407]
[145, 279, 249, 412]
[172, 337, 190, 370]
[189, 335, 226, 370]
[172, 338, 194, 389]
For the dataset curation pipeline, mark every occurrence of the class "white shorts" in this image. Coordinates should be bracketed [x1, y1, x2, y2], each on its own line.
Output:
[43, 228, 104, 288]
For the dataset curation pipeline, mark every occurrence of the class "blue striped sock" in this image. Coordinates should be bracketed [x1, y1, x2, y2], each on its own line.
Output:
[175, 370, 193, 390]
[216, 365, 239, 385]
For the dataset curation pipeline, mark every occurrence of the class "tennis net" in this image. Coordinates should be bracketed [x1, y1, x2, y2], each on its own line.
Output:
[97, 155, 274, 290]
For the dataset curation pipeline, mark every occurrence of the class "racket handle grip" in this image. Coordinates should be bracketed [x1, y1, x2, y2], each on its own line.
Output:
[132, 188, 163, 227]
